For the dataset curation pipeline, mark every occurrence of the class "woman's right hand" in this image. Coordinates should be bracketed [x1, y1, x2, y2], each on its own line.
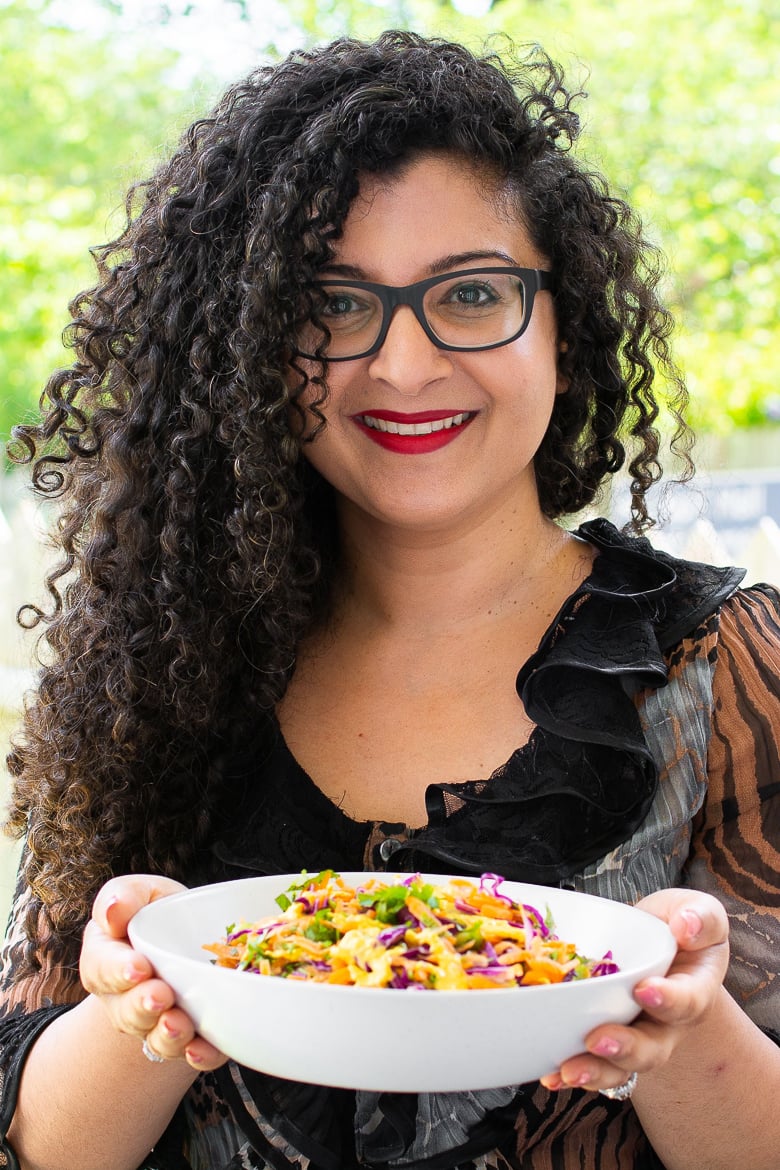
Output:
[80, 874, 228, 1071]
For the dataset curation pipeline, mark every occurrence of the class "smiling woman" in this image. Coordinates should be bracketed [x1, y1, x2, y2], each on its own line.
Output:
[1, 29, 779, 1170]
[289, 155, 563, 538]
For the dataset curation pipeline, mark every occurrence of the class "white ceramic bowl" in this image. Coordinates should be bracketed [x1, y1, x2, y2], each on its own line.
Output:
[128, 872, 676, 1092]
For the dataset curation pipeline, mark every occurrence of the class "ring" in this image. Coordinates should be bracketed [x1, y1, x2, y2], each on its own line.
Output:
[142, 1037, 167, 1064]
[599, 1072, 638, 1101]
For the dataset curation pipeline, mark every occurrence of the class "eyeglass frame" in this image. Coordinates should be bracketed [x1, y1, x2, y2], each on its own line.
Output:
[297, 266, 555, 361]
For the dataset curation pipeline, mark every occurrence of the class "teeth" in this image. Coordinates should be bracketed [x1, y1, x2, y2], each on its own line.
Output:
[360, 412, 471, 435]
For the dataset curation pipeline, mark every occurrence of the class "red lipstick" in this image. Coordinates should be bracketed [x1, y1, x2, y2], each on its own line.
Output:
[351, 409, 476, 454]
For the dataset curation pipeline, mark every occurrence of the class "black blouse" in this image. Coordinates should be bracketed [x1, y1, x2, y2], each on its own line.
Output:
[211, 519, 744, 889]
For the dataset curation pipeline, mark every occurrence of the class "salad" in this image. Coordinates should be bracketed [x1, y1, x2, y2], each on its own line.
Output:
[204, 870, 620, 990]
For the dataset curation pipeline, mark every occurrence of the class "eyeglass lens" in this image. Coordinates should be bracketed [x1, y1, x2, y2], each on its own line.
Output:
[298, 270, 529, 359]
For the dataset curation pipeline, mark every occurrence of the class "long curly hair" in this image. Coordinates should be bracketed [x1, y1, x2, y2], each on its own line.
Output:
[5, 31, 691, 973]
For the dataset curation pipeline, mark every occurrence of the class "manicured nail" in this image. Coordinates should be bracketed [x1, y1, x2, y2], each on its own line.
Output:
[105, 897, 122, 928]
[185, 1048, 204, 1065]
[162, 1019, 180, 1039]
[681, 909, 702, 939]
[635, 985, 664, 1008]
[591, 1037, 622, 1057]
[565, 1071, 592, 1088]
[143, 993, 165, 1012]
[124, 965, 146, 984]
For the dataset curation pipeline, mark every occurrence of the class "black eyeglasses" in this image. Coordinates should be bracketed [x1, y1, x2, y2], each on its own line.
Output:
[296, 266, 554, 361]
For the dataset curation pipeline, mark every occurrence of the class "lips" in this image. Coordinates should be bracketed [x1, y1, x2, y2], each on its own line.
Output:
[352, 409, 477, 454]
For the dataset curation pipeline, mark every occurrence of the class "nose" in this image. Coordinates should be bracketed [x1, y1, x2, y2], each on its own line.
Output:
[367, 305, 453, 394]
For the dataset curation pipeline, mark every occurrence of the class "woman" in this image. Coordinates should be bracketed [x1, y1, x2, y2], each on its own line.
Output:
[1, 30, 778, 1170]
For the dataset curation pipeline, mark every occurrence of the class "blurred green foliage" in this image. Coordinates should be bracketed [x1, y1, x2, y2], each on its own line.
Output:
[0, 0, 205, 448]
[1, 0, 778, 453]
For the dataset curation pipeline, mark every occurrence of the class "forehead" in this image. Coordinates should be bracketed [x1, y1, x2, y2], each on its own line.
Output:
[331, 154, 541, 277]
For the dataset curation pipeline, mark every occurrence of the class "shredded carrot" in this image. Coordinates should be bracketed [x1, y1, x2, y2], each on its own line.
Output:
[203, 871, 619, 990]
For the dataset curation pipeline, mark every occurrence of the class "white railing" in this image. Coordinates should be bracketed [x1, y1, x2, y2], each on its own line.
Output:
[650, 514, 780, 589]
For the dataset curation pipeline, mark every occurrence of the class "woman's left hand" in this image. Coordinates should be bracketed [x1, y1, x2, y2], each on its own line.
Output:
[540, 888, 730, 1095]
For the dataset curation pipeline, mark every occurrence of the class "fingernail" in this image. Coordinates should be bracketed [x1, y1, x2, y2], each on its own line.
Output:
[591, 1037, 622, 1057]
[162, 1019, 180, 1039]
[541, 1074, 564, 1091]
[185, 1048, 204, 1065]
[105, 897, 122, 929]
[681, 909, 702, 939]
[635, 985, 664, 1008]
[564, 1071, 592, 1088]
[143, 994, 165, 1012]
[124, 965, 146, 985]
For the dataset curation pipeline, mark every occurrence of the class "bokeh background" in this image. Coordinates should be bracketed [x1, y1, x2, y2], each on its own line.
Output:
[1, 0, 778, 921]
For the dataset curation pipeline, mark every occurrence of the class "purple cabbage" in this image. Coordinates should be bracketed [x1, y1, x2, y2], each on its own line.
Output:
[454, 899, 479, 915]
[590, 950, 620, 977]
[521, 904, 551, 939]
[377, 925, 408, 947]
[400, 945, 431, 961]
[225, 927, 252, 944]
[294, 892, 330, 914]
[464, 964, 511, 979]
[478, 873, 514, 907]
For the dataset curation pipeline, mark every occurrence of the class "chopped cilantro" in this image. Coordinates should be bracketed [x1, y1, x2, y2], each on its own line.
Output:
[276, 869, 335, 911]
[304, 910, 339, 943]
[409, 881, 439, 908]
[357, 884, 409, 923]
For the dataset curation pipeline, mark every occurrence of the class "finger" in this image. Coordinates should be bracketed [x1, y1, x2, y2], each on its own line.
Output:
[92, 874, 188, 938]
[633, 963, 726, 1025]
[103, 977, 178, 1039]
[80, 918, 154, 996]
[553, 1019, 672, 1090]
[668, 902, 729, 957]
[584, 1017, 673, 1076]
[635, 890, 729, 954]
[632, 928, 729, 1024]
[540, 1053, 634, 1093]
[141, 1007, 197, 1060]
[183, 1035, 230, 1072]
[555, 1061, 639, 1094]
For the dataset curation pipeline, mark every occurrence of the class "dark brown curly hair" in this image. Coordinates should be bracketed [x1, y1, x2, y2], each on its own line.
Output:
[5, 31, 691, 974]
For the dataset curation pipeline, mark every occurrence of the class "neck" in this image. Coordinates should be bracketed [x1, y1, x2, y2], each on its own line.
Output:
[329, 499, 587, 636]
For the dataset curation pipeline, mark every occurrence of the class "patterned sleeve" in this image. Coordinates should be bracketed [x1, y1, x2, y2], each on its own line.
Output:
[684, 584, 780, 1041]
[0, 854, 85, 1168]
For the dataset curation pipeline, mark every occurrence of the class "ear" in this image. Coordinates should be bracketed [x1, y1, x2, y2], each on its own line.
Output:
[555, 339, 570, 396]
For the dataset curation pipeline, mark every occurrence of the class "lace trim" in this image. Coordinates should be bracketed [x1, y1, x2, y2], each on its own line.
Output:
[379, 519, 743, 882]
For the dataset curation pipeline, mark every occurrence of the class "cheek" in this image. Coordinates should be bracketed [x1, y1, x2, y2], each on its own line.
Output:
[489, 349, 559, 412]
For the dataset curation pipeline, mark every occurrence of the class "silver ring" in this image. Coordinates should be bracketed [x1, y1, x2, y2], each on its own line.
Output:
[599, 1071, 638, 1101]
[142, 1036, 167, 1064]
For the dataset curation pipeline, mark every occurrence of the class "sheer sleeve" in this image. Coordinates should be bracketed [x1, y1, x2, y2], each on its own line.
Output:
[0, 852, 85, 1168]
[684, 585, 780, 1042]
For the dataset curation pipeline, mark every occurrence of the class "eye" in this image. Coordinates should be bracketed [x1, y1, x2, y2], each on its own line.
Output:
[432, 276, 511, 321]
[321, 292, 362, 318]
[447, 280, 500, 307]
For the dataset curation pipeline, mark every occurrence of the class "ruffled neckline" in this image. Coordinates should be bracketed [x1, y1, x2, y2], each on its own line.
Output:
[212, 519, 744, 887]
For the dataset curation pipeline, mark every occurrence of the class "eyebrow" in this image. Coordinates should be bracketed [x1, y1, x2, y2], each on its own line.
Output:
[320, 250, 519, 281]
